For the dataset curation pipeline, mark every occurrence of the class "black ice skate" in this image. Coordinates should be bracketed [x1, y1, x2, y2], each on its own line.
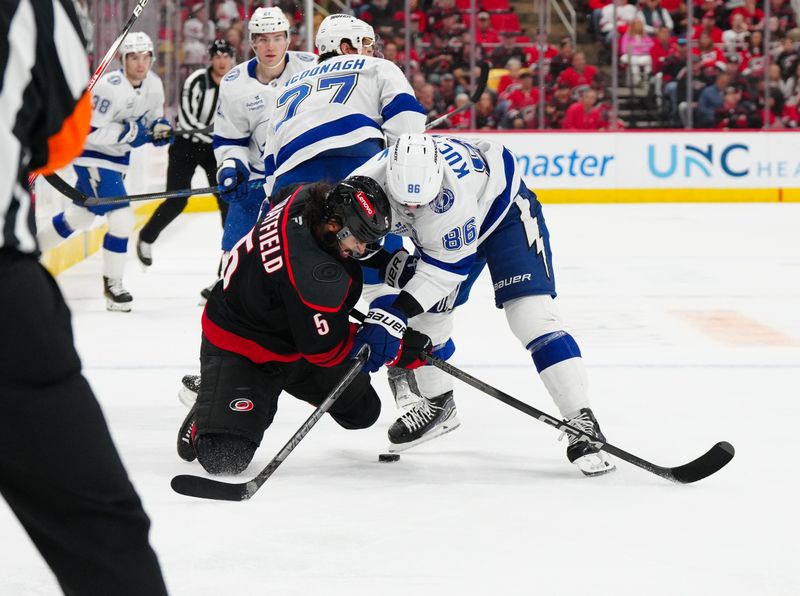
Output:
[136, 238, 153, 267]
[103, 276, 133, 312]
[387, 391, 461, 453]
[177, 404, 198, 462]
[561, 408, 615, 477]
[178, 374, 200, 408]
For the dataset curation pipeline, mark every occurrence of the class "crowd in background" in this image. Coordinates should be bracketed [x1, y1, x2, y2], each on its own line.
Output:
[121, 0, 800, 129]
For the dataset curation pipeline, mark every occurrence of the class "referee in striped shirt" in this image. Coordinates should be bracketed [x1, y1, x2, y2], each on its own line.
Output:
[0, 1, 168, 593]
[137, 39, 235, 266]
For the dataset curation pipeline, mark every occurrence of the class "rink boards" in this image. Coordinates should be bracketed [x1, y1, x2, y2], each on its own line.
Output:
[37, 130, 800, 276]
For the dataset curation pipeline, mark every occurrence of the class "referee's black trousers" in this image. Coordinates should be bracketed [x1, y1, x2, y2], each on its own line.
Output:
[0, 251, 168, 596]
[139, 137, 228, 244]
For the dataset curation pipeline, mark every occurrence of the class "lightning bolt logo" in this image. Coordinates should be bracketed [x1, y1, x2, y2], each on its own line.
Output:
[88, 167, 101, 198]
[514, 195, 550, 280]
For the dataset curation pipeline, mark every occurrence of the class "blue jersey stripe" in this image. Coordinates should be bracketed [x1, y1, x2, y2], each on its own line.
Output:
[213, 134, 249, 149]
[417, 248, 476, 276]
[80, 149, 130, 165]
[275, 114, 382, 170]
[381, 93, 426, 122]
[479, 148, 519, 238]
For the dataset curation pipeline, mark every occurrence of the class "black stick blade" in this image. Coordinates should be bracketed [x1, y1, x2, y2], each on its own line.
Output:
[667, 441, 735, 484]
[171, 474, 250, 501]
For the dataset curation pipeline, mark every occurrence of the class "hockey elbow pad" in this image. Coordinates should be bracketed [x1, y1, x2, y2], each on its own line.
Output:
[384, 249, 418, 289]
[118, 118, 151, 148]
[150, 118, 174, 147]
[216, 158, 250, 203]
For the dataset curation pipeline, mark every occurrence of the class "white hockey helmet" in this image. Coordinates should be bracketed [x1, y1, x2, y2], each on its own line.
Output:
[249, 6, 290, 41]
[120, 31, 154, 61]
[386, 134, 444, 207]
[315, 14, 372, 55]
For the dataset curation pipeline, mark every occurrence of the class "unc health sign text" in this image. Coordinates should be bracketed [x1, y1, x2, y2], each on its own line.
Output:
[460, 132, 800, 189]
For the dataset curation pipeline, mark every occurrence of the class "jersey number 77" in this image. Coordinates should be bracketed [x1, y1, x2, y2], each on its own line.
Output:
[275, 73, 359, 130]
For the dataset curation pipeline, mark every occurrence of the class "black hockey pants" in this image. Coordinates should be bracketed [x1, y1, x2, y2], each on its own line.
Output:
[139, 137, 228, 244]
[0, 251, 168, 596]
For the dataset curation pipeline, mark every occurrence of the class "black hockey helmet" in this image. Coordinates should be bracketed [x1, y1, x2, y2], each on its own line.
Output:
[326, 176, 391, 244]
[209, 39, 235, 57]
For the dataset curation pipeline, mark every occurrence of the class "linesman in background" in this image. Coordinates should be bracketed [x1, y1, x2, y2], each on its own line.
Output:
[0, 1, 168, 593]
[137, 39, 236, 268]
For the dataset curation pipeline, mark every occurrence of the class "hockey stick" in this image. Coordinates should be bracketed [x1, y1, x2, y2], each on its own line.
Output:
[170, 123, 214, 138]
[30, 0, 152, 188]
[423, 354, 735, 484]
[43, 173, 262, 206]
[170, 345, 370, 501]
[425, 61, 490, 130]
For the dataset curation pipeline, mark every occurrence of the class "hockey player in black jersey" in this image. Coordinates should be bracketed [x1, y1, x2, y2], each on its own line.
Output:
[177, 176, 428, 475]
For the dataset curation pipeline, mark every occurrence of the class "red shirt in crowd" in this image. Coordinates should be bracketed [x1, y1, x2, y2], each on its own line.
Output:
[558, 64, 598, 88]
[693, 46, 727, 68]
[524, 44, 558, 67]
[731, 6, 764, 27]
[691, 25, 724, 43]
[562, 102, 604, 130]
[500, 84, 541, 111]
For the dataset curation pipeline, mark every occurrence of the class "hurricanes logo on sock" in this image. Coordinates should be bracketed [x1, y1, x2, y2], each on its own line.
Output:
[229, 399, 254, 412]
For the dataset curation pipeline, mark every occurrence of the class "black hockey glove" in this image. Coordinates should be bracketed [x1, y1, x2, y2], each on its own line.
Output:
[392, 328, 432, 370]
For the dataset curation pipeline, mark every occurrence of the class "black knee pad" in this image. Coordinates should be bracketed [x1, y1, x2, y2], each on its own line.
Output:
[330, 389, 381, 430]
[195, 433, 257, 475]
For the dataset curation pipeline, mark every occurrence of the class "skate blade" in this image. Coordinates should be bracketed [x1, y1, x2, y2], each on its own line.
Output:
[105, 299, 132, 313]
[387, 416, 461, 453]
[575, 452, 616, 477]
[178, 386, 197, 408]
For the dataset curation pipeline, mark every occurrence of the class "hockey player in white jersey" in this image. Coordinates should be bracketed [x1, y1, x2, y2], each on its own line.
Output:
[213, 6, 316, 259]
[38, 32, 173, 312]
[350, 134, 616, 477]
[263, 13, 426, 196]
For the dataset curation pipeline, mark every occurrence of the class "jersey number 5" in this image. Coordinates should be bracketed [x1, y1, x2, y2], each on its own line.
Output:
[313, 313, 329, 335]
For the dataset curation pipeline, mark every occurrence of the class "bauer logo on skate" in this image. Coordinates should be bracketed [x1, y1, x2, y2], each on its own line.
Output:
[229, 399, 254, 412]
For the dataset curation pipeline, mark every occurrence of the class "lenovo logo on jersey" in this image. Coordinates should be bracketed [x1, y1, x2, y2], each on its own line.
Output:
[229, 399, 254, 412]
[355, 191, 375, 216]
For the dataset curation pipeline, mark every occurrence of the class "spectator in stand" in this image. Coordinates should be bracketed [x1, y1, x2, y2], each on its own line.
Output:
[184, 4, 217, 66]
[558, 51, 598, 89]
[475, 90, 502, 128]
[770, 0, 800, 40]
[784, 61, 800, 103]
[760, 86, 799, 128]
[697, 71, 730, 127]
[768, 62, 793, 98]
[447, 92, 472, 129]
[394, 0, 427, 35]
[714, 85, 761, 128]
[563, 88, 604, 130]
[674, 56, 711, 124]
[545, 80, 573, 128]
[497, 57, 525, 93]
[723, 13, 751, 55]
[691, 11, 723, 43]
[651, 25, 678, 74]
[741, 30, 767, 76]
[524, 31, 558, 71]
[438, 9, 467, 39]
[725, 55, 755, 100]
[422, 32, 457, 75]
[453, 38, 484, 89]
[491, 31, 529, 68]
[475, 11, 500, 44]
[549, 37, 575, 80]
[731, 0, 765, 30]
[223, 22, 246, 58]
[435, 73, 458, 115]
[215, 0, 240, 30]
[695, 31, 726, 70]
[637, 0, 674, 35]
[417, 83, 438, 120]
[599, 0, 638, 42]
[621, 18, 655, 85]
[360, 0, 397, 38]
[500, 69, 541, 112]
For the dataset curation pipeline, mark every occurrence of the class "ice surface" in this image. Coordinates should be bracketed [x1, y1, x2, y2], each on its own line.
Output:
[2, 204, 799, 595]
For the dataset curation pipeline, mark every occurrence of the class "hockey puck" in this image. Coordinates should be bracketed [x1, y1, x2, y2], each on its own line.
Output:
[378, 453, 400, 463]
